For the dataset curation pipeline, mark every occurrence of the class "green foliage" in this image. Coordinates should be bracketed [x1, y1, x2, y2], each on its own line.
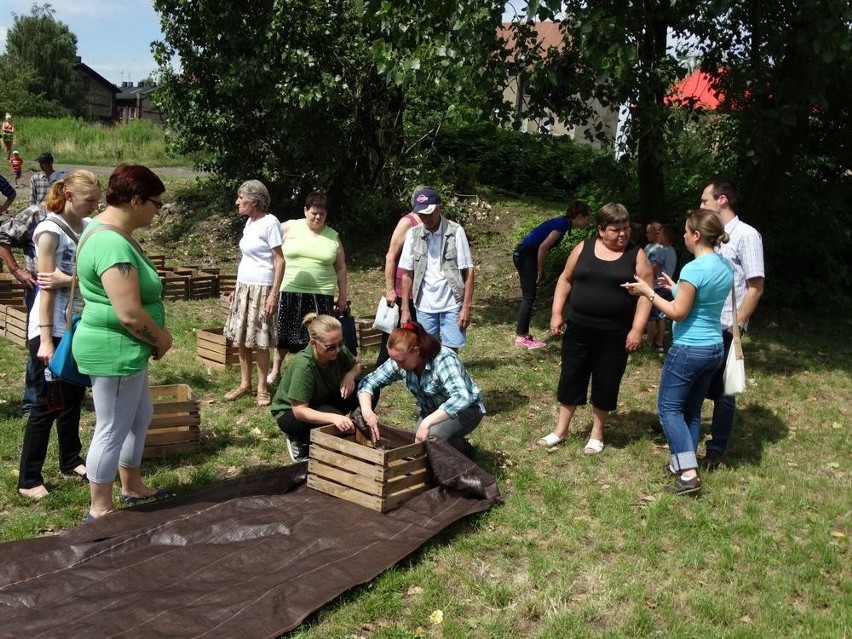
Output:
[0, 55, 67, 117]
[152, 0, 506, 228]
[3, 3, 84, 116]
[432, 124, 628, 202]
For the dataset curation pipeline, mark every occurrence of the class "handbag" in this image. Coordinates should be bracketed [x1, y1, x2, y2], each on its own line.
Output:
[722, 282, 746, 396]
[372, 297, 400, 334]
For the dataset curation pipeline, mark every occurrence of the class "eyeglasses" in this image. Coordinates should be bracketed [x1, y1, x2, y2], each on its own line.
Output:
[316, 339, 345, 352]
[144, 197, 164, 210]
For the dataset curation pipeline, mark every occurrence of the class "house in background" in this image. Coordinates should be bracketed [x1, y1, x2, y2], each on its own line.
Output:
[498, 21, 618, 150]
[116, 81, 162, 125]
[74, 57, 117, 121]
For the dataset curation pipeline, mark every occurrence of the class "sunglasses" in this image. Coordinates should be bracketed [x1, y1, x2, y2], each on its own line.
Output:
[316, 339, 345, 352]
[144, 197, 164, 210]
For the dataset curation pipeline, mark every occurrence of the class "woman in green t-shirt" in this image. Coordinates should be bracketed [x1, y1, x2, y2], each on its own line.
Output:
[74, 164, 175, 521]
[270, 313, 362, 462]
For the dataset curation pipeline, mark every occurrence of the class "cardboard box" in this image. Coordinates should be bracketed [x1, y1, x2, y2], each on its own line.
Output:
[307, 424, 430, 512]
[143, 384, 202, 459]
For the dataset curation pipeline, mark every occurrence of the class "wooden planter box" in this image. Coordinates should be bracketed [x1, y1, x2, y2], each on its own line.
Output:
[2, 304, 28, 346]
[218, 274, 238, 295]
[355, 317, 382, 351]
[160, 274, 190, 301]
[195, 326, 254, 369]
[147, 254, 167, 269]
[143, 384, 201, 459]
[0, 274, 26, 305]
[307, 424, 430, 512]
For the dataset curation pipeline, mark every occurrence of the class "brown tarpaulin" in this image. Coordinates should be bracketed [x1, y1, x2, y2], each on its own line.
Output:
[0, 436, 498, 638]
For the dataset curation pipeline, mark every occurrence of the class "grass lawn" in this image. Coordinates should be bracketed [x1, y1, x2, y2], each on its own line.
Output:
[0, 189, 849, 638]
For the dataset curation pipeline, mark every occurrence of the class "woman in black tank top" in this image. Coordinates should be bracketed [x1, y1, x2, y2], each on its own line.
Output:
[536, 203, 653, 455]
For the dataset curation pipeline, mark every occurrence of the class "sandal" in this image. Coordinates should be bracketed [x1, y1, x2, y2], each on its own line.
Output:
[256, 390, 271, 407]
[536, 432, 564, 447]
[224, 386, 252, 401]
[583, 438, 605, 455]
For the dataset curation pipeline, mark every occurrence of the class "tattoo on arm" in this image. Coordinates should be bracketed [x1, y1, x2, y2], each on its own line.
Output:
[135, 324, 158, 346]
[116, 263, 135, 277]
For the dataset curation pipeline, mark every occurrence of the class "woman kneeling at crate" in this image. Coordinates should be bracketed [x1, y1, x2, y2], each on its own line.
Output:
[357, 321, 484, 457]
[270, 313, 363, 462]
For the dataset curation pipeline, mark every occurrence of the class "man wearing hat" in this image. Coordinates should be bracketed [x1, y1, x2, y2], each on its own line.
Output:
[399, 187, 475, 349]
[29, 152, 66, 206]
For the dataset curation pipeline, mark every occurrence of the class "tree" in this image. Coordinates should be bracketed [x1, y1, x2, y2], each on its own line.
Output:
[4, 3, 84, 116]
[152, 0, 505, 221]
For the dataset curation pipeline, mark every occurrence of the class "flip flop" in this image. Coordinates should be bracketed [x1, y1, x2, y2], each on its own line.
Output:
[583, 438, 605, 455]
[256, 390, 271, 407]
[119, 486, 175, 505]
[536, 432, 564, 447]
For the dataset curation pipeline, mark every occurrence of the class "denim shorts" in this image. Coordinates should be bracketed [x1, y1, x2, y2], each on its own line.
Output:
[418, 306, 466, 348]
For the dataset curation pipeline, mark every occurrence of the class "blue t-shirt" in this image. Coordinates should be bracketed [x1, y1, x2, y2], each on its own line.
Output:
[520, 216, 570, 250]
[652, 245, 677, 277]
[672, 253, 733, 346]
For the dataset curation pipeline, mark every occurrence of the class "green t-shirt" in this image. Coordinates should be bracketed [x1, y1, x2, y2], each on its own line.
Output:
[73, 222, 165, 376]
[270, 346, 356, 417]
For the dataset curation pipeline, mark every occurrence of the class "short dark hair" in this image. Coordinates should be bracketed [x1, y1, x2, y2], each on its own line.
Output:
[105, 164, 165, 206]
[704, 176, 739, 211]
[304, 191, 328, 211]
[565, 200, 591, 220]
[596, 202, 630, 229]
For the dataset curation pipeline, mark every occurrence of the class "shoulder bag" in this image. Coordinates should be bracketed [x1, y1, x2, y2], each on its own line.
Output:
[722, 282, 746, 396]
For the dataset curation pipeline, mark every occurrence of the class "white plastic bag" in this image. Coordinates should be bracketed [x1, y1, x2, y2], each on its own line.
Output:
[722, 338, 746, 396]
[372, 298, 400, 334]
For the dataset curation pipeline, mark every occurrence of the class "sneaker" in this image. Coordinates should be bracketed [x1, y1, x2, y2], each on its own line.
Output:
[699, 449, 725, 471]
[667, 474, 702, 496]
[514, 335, 546, 350]
[286, 436, 310, 462]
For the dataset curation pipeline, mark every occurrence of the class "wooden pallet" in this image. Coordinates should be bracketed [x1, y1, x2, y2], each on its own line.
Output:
[160, 275, 190, 301]
[307, 424, 430, 512]
[143, 384, 202, 459]
[0, 274, 26, 306]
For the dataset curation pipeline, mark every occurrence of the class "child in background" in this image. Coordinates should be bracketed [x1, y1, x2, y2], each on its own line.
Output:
[9, 151, 23, 186]
[647, 224, 678, 352]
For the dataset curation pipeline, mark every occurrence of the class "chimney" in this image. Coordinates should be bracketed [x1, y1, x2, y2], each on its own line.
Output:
[137, 81, 146, 87]
[75, 56, 82, 64]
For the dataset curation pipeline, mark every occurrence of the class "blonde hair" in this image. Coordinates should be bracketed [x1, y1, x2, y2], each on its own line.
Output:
[302, 313, 342, 340]
[44, 170, 101, 214]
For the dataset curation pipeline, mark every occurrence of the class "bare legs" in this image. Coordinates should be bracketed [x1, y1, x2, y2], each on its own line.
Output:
[541, 403, 610, 453]
[89, 466, 160, 518]
[268, 347, 288, 384]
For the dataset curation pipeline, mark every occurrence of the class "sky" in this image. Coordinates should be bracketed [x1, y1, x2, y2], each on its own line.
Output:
[0, 0, 163, 85]
[0, 1, 526, 87]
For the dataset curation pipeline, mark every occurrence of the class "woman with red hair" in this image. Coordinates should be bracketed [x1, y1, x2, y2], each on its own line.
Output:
[357, 321, 484, 456]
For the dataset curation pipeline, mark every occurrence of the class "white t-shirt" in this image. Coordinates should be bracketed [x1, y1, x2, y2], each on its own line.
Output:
[399, 221, 473, 313]
[236, 214, 284, 286]
[27, 217, 89, 340]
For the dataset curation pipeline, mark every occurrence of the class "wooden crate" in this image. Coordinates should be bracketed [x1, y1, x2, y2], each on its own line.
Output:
[143, 384, 201, 459]
[218, 292, 232, 316]
[355, 317, 382, 351]
[147, 253, 167, 269]
[160, 275, 190, 301]
[195, 326, 254, 369]
[307, 424, 430, 512]
[0, 273, 26, 305]
[218, 274, 237, 295]
[3, 304, 28, 346]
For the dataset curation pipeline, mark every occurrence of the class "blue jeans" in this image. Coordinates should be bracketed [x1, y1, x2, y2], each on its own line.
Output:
[658, 343, 724, 471]
[418, 306, 466, 349]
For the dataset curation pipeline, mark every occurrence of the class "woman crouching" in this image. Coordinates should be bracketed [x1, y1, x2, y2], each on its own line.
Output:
[270, 313, 362, 462]
[357, 321, 484, 456]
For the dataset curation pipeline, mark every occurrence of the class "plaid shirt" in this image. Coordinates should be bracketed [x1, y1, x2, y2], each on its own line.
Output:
[0, 204, 47, 274]
[358, 346, 484, 418]
[29, 173, 50, 206]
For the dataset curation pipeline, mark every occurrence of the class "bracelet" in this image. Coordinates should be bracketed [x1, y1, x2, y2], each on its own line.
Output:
[648, 293, 656, 303]
[39, 324, 53, 328]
